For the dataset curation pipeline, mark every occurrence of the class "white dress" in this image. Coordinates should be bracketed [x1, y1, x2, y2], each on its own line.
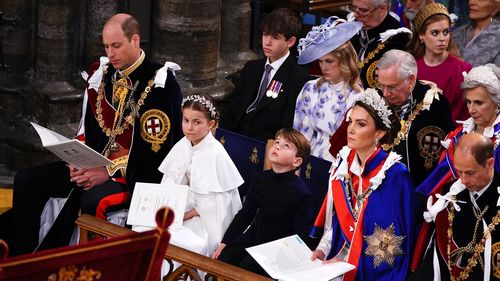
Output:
[157, 132, 243, 256]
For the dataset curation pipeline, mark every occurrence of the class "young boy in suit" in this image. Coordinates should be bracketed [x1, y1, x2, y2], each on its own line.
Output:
[211, 128, 314, 277]
[219, 8, 311, 142]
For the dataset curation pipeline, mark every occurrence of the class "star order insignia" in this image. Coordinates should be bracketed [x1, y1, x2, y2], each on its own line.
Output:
[364, 223, 405, 268]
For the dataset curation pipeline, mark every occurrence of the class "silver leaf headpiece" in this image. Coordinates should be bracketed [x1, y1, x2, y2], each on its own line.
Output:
[181, 94, 219, 120]
[355, 88, 393, 129]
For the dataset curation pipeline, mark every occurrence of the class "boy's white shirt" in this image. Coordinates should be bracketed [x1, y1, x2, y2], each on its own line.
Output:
[264, 51, 290, 86]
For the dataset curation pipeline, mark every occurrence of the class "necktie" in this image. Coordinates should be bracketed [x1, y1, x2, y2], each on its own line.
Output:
[246, 64, 273, 113]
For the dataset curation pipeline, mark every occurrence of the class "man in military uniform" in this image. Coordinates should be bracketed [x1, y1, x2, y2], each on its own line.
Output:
[377, 50, 453, 185]
[9, 13, 183, 255]
[410, 133, 500, 280]
[349, 0, 411, 88]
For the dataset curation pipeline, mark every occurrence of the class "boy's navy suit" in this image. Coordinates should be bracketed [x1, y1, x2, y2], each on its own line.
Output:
[220, 55, 311, 142]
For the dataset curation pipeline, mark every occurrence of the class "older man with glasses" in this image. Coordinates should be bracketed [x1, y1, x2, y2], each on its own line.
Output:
[348, 0, 412, 88]
[377, 49, 453, 186]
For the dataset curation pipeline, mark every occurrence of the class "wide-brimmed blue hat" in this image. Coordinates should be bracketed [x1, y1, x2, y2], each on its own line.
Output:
[297, 17, 363, 65]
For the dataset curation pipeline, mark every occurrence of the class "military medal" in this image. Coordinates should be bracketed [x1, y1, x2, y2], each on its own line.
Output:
[265, 80, 283, 99]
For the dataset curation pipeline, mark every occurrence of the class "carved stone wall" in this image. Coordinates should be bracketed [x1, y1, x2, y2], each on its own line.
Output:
[0, 0, 254, 185]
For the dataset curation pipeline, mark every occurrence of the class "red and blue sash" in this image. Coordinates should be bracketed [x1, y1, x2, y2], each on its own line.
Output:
[313, 148, 389, 281]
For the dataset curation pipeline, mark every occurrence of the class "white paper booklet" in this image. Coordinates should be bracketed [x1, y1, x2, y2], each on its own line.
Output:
[30, 122, 113, 169]
[246, 235, 356, 281]
[127, 182, 188, 230]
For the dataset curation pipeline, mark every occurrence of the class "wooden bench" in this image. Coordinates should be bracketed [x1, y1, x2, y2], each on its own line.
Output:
[0, 188, 12, 215]
[76, 214, 274, 281]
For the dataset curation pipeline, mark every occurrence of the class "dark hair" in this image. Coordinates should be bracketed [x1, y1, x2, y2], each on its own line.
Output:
[121, 15, 140, 41]
[456, 135, 494, 166]
[182, 93, 220, 122]
[260, 8, 302, 40]
[407, 14, 460, 59]
[354, 100, 401, 145]
[275, 128, 311, 166]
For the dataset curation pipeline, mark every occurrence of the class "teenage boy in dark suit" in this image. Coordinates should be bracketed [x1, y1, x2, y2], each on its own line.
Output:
[219, 8, 311, 142]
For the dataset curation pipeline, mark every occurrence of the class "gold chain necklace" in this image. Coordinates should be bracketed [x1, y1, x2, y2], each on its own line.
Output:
[382, 102, 424, 151]
[344, 174, 374, 221]
[357, 42, 385, 69]
[95, 69, 155, 155]
[447, 198, 500, 281]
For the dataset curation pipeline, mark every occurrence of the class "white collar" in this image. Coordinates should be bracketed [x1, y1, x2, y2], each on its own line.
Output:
[459, 115, 500, 138]
[332, 146, 402, 192]
[470, 178, 494, 200]
[349, 148, 378, 178]
[328, 80, 345, 91]
[190, 132, 214, 152]
[266, 51, 290, 71]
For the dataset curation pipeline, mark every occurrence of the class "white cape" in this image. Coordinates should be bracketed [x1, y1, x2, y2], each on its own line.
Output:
[158, 132, 243, 255]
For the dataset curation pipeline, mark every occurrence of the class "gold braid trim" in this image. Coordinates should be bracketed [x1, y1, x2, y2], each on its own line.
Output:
[357, 42, 385, 69]
[382, 101, 424, 151]
[95, 69, 155, 155]
[447, 199, 500, 281]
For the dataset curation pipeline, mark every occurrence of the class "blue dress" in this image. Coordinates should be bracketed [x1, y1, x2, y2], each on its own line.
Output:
[311, 147, 416, 281]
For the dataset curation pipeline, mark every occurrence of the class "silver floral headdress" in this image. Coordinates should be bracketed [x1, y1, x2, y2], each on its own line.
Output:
[355, 88, 393, 129]
[181, 94, 219, 120]
[462, 64, 500, 103]
[296, 16, 362, 65]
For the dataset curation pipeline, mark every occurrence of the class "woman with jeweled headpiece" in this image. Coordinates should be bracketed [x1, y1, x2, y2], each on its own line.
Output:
[407, 3, 472, 124]
[310, 89, 417, 280]
[293, 17, 363, 162]
[412, 64, 500, 269]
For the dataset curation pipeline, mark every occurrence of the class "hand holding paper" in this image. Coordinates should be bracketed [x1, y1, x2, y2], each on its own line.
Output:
[246, 235, 355, 281]
[30, 122, 113, 169]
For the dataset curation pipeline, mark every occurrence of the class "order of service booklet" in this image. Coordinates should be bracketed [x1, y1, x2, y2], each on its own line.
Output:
[30, 122, 113, 169]
[127, 182, 188, 230]
[246, 235, 356, 281]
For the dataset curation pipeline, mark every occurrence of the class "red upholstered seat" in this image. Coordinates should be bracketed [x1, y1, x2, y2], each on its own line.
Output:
[0, 208, 174, 281]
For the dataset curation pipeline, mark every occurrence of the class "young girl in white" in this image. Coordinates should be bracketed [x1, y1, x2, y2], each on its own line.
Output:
[158, 94, 243, 257]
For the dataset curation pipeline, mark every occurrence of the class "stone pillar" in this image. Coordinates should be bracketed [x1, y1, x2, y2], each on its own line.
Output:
[3, 0, 83, 177]
[0, 0, 32, 71]
[84, 0, 118, 66]
[36, 0, 76, 81]
[151, 0, 220, 88]
[220, 0, 258, 73]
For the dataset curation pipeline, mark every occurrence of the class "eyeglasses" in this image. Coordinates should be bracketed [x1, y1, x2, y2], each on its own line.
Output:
[347, 4, 379, 17]
[376, 79, 409, 94]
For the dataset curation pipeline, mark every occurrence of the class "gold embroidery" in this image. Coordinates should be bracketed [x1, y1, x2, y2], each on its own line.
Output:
[492, 242, 500, 278]
[106, 155, 128, 177]
[357, 42, 385, 69]
[382, 102, 424, 151]
[364, 223, 405, 268]
[249, 147, 260, 164]
[366, 60, 379, 88]
[305, 162, 312, 179]
[447, 198, 500, 281]
[219, 136, 226, 146]
[140, 109, 171, 152]
[96, 71, 155, 156]
[417, 126, 446, 169]
[47, 265, 101, 281]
